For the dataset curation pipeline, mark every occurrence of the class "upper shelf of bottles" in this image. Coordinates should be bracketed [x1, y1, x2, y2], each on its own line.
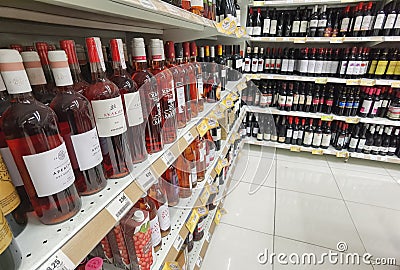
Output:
[250, 0, 376, 7]
[250, 36, 400, 43]
[0, 0, 244, 41]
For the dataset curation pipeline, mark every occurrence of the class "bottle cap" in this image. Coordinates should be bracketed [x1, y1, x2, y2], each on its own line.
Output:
[150, 39, 162, 61]
[165, 41, 175, 59]
[85, 37, 100, 63]
[133, 210, 145, 222]
[131, 38, 147, 62]
[110, 39, 127, 69]
[159, 39, 166, 61]
[190, 41, 197, 57]
[182, 42, 190, 57]
[35, 42, 50, 65]
[84, 257, 103, 270]
[10, 44, 23, 53]
[24, 46, 35, 52]
[21, 51, 47, 86]
[0, 49, 32, 94]
[175, 43, 183, 59]
[59, 40, 79, 64]
[48, 50, 73, 87]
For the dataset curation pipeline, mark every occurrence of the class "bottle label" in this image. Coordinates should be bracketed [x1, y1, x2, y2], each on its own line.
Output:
[278, 95, 286, 106]
[197, 75, 204, 95]
[258, 59, 264, 72]
[244, 58, 251, 72]
[361, 15, 372, 31]
[191, 166, 197, 185]
[371, 100, 382, 115]
[340, 18, 350, 32]
[337, 136, 345, 147]
[235, 59, 242, 69]
[257, 133, 263, 140]
[306, 95, 312, 105]
[22, 142, 75, 197]
[0, 148, 23, 187]
[373, 14, 385, 29]
[1, 67, 32, 94]
[25, 65, 47, 86]
[360, 100, 372, 113]
[381, 147, 389, 154]
[0, 154, 20, 215]
[292, 130, 298, 140]
[314, 61, 323, 74]
[252, 127, 259, 135]
[317, 19, 327, 28]
[292, 21, 300, 33]
[51, 62, 74, 87]
[307, 60, 316, 74]
[293, 94, 299, 104]
[288, 59, 295, 72]
[386, 61, 397, 75]
[70, 128, 103, 171]
[270, 20, 277, 34]
[246, 26, 254, 36]
[297, 130, 304, 141]
[263, 19, 271, 34]
[353, 16, 363, 31]
[312, 133, 322, 146]
[263, 133, 271, 141]
[346, 61, 355, 75]
[281, 59, 289, 72]
[331, 61, 339, 74]
[253, 27, 262, 36]
[157, 203, 171, 231]
[191, 0, 202, 7]
[395, 15, 400, 29]
[349, 138, 358, 149]
[251, 59, 258, 72]
[303, 132, 313, 145]
[357, 138, 366, 150]
[237, 10, 241, 27]
[389, 147, 397, 154]
[124, 92, 144, 126]
[375, 61, 388, 75]
[368, 60, 378, 75]
[176, 84, 186, 114]
[310, 19, 318, 28]
[300, 60, 308, 73]
[221, 69, 227, 78]
[286, 96, 293, 106]
[150, 216, 162, 247]
[364, 144, 371, 151]
[0, 214, 12, 254]
[197, 218, 205, 233]
[275, 59, 282, 70]
[299, 95, 305, 105]
[91, 96, 127, 137]
[286, 129, 293, 138]
[300, 21, 308, 33]
[339, 61, 347, 75]
[372, 145, 379, 153]
[384, 14, 397, 29]
[321, 133, 331, 147]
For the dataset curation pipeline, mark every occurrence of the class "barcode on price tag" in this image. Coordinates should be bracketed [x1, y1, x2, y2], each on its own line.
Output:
[106, 192, 133, 221]
[137, 168, 157, 191]
[161, 150, 175, 166]
[196, 256, 203, 267]
[38, 249, 75, 270]
[184, 132, 194, 144]
[173, 234, 184, 251]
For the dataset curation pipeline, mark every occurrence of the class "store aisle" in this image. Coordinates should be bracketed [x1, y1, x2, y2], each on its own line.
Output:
[202, 145, 400, 270]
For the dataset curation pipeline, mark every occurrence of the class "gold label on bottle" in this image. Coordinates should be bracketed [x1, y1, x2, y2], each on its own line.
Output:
[0, 212, 13, 255]
[386, 61, 397, 75]
[375, 61, 388, 75]
[368, 60, 378, 75]
[0, 154, 20, 215]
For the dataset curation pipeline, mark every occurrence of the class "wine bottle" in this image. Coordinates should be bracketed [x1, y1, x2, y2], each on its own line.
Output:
[148, 182, 171, 237]
[189, 42, 202, 114]
[312, 120, 323, 148]
[309, 5, 319, 37]
[285, 116, 293, 144]
[388, 128, 399, 156]
[317, 5, 327, 37]
[360, 2, 373, 37]
[299, 8, 310, 37]
[276, 11, 284, 37]
[246, 8, 254, 36]
[302, 118, 314, 147]
[297, 118, 305, 145]
[380, 126, 392, 156]
[34, 42, 57, 101]
[371, 126, 384, 155]
[0, 208, 22, 270]
[352, 3, 364, 37]
[321, 121, 332, 149]
[383, 1, 397, 36]
[284, 11, 292, 37]
[292, 7, 301, 37]
[263, 9, 271, 37]
[372, 2, 386, 36]
[253, 8, 262, 37]
[0, 49, 81, 224]
[251, 47, 259, 74]
[363, 125, 375, 154]
[270, 8, 278, 36]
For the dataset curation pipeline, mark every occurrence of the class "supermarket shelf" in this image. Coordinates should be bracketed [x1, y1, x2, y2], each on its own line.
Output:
[244, 137, 400, 164]
[16, 82, 241, 270]
[245, 105, 400, 127]
[151, 109, 246, 269]
[244, 73, 400, 87]
[250, 0, 371, 7]
[250, 36, 385, 43]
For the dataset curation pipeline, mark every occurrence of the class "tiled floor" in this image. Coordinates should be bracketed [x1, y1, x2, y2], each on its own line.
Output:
[202, 144, 400, 270]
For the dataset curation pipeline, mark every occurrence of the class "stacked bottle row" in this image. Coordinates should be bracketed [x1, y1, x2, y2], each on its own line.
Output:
[247, 1, 400, 37]
[243, 113, 400, 158]
[244, 80, 400, 120]
[244, 46, 400, 80]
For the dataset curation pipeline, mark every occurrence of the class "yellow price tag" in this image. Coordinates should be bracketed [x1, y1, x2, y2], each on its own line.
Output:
[311, 149, 324, 155]
[230, 92, 239, 101]
[330, 37, 344, 43]
[345, 117, 360, 124]
[186, 209, 200, 233]
[315, 77, 328, 84]
[391, 81, 400, 88]
[290, 146, 301, 152]
[360, 79, 376, 86]
[336, 151, 349, 158]
[229, 135, 235, 145]
[294, 37, 306, 43]
[162, 262, 180, 270]
[207, 117, 219, 129]
[214, 159, 224, 175]
[221, 158, 229, 167]
[321, 115, 334, 121]
[214, 209, 222, 225]
[200, 187, 211, 205]
[346, 79, 360, 85]
[235, 26, 246, 38]
[197, 119, 209, 137]
[222, 97, 234, 108]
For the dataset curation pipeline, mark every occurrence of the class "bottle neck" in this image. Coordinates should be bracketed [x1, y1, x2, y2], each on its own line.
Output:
[9, 92, 35, 103]
[56, 85, 75, 93]
[112, 61, 129, 77]
[151, 59, 163, 70]
[90, 61, 107, 81]
[70, 63, 85, 83]
[134, 61, 148, 71]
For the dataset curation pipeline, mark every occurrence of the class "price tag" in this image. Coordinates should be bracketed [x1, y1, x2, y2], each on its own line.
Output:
[161, 150, 175, 167]
[221, 158, 229, 167]
[229, 135, 235, 145]
[163, 2, 180, 16]
[235, 26, 247, 38]
[200, 186, 211, 205]
[311, 149, 324, 155]
[38, 249, 75, 270]
[321, 115, 334, 121]
[345, 117, 360, 124]
[294, 37, 306, 43]
[290, 146, 301, 152]
[184, 132, 194, 144]
[370, 155, 378, 161]
[315, 77, 328, 84]
[140, 0, 157, 9]
[222, 98, 234, 108]
[346, 79, 360, 86]
[137, 168, 157, 191]
[162, 262, 180, 270]
[336, 151, 349, 158]
[360, 79, 376, 86]
[106, 192, 134, 221]
[214, 159, 224, 175]
[330, 37, 344, 43]
[186, 209, 200, 233]
[230, 92, 239, 101]
[197, 119, 209, 137]
[209, 184, 219, 194]
[391, 81, 400, 88]
[173, 234, 184, 251]
[214, 209, 222, 224]
[236, 81, 247, 91]
[206, 231, 211, 242]
[196, 256, 203, 267]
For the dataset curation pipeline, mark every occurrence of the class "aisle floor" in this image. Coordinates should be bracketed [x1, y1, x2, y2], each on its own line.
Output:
[202, 145, 400, 270]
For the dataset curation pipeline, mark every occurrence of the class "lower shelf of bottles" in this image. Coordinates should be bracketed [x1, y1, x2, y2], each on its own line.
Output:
[246, 105, 400, 127]
[249, 36, 399, 43]
[16, 85, 240, 270]
[244, 137, 400, 164]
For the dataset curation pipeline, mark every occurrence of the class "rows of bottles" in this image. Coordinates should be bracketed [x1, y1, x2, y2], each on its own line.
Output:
[244, 46, 400, 79]
[88, 130, 242, 270]
[0, 38, 243, 269]
[246, 1, 400, 37]
[243, 80, 400, 120]
[162, 0, 241, 25]
[243, 112, 400, 158]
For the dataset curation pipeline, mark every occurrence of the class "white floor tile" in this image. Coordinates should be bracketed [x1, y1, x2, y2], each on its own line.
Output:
[273, 236, 373, 270]
[326, 156, 389, 175]
[381, 163, 400, 182]
[331, 168, 400, 210]
[275, 189, 365, 254]
[276, 160, 342, 199]
[221, 181, 275, 234]
[347, 202, 400, 265]
[202, 223, 273, 270]
[276, 148, 329, 167]
[241, 143, 276, 159]
[231, 154, 275, 188]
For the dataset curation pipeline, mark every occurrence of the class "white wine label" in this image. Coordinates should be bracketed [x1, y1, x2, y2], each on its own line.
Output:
[25, 66, 46, 86]
[374, 14, 385, 29]
[150, 216, 162, 247]
[157, 203, 171, 231]
[263, 19, 271, 34]
[124, 92, 144, 126]
[197, 76, 204, 95]
[91, 96, 127, 137]
[70, 128, 103, 171]
[23, 143, 75, 197]
[1, 69, 31, 94]
[176, 84, 186, 113]
[0, 148, 23, 187]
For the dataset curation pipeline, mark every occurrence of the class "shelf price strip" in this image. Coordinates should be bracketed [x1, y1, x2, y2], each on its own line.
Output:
[106, 192, 134, 221]
[173, 234, 184, 251]
[200, 186, 211, 205]
[161, 149, 176, 167]
[311, 149, 324, 155]
[183, 131, 194, 144]
[137, 168, 157, 191]
[186, 209, 200, 233]
[38, 249, 75, 270]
